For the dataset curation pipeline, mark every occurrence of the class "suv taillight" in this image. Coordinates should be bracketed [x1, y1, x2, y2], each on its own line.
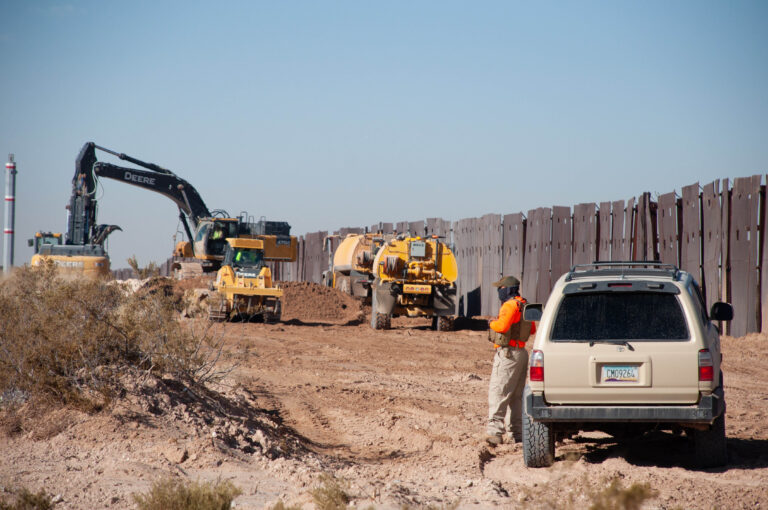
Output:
[699, 349, 714, 381]
[530, 350, 544, 382]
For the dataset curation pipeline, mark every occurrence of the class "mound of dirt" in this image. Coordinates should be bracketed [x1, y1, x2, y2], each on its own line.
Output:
[279, 281, 363, 324]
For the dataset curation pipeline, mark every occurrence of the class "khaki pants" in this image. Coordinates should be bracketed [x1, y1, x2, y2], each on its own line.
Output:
[486, 347, 529, 439]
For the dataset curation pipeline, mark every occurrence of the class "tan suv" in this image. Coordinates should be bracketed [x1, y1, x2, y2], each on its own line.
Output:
[522, 262, 733, 468]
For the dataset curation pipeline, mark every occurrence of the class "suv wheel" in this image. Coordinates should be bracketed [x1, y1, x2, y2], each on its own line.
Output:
[693, 412, 727, 468]
[522, 390, 555, 467]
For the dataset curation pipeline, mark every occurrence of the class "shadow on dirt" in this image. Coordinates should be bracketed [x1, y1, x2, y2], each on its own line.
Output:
[280, 317, 365, 327]
[568, 431, 768, 471]
[453, 317, 490, 331]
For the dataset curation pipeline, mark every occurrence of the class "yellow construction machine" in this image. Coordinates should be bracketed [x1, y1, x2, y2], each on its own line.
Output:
[322, 232, 392, 300]
[208, 235, 297, 322]
[29, 232, 111, 278]
[370, 235, 458, 330]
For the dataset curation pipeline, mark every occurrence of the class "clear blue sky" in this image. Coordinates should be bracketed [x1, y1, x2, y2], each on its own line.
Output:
[1, 1, 766, 267]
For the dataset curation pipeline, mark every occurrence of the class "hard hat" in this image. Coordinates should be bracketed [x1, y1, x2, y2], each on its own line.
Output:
[493, 275, 520, 288]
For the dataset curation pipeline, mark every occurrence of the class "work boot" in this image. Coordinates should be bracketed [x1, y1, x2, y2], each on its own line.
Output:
[485, 434, 503, 447]
[506, 432, 523, 444]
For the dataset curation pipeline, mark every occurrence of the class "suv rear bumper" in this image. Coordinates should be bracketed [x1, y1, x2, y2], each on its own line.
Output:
[525, 386, 724, 423]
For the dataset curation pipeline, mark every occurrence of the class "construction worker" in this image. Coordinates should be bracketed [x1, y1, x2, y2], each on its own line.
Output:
[485, 275, 536, 447]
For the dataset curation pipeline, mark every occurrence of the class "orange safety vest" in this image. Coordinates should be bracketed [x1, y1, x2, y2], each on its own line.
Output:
[489, 296, 535, 348]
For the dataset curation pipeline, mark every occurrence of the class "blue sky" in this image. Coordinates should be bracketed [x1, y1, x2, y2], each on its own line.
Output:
[1, 1, 767, 267]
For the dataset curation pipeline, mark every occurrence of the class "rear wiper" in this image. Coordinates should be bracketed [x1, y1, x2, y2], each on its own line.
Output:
[588, 340, 635, 351]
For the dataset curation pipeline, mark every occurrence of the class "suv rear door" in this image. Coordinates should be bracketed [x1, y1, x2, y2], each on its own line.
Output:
[541, 280, 701, 405]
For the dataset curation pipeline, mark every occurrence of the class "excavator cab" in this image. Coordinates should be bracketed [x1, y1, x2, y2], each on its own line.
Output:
[193, 218, 240, 262]
[28, 232, 63, 253]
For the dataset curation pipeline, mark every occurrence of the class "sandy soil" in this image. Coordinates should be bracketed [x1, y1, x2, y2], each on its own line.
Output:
[1, 282, 767, 509]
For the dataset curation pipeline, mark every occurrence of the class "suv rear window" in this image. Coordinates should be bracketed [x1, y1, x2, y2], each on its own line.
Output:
[551, 292, 689, 341]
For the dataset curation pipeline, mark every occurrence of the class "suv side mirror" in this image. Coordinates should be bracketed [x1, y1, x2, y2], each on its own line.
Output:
[523, 303, 543, 322]
[710, 302, 734, 322]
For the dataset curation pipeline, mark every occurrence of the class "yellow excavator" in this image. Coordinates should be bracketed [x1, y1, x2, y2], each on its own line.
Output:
[208, 236, 297, 322]
[28, 143, 121, 278]
[370, 235, 458, 331]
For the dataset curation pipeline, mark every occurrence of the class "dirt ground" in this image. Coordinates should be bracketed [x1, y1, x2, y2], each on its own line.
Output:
[2, 281, 768, 509]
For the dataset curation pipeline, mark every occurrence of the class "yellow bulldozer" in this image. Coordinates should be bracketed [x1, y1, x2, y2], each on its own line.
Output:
[370, 235, 458, 331]
[208, 235, 297, 322]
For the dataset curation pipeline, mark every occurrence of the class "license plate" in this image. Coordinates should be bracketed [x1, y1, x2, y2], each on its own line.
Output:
[404, 284, 432, 294]
[601, 365, 639, 383]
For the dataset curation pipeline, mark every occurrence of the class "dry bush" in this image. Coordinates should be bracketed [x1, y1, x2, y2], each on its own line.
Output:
[0, 487, 53, 510]
[311, 474, 350, 510]
[589, 478, 657, 510]
[269, 501, 302, 510]
[127, 255, 161, 279]
[0, 264, 225, 410]
[132, 477, 241, 510]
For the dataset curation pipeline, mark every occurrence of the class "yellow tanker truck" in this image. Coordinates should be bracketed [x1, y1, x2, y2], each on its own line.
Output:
[323, 233, 391, 300]
[370, 235, 458, 331]
[208, 235, 297, 322]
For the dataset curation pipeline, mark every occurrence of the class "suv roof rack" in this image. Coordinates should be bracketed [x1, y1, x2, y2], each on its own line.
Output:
[565, 261, 681, 282]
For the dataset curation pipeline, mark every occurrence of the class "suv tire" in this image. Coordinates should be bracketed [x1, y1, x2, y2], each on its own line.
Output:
[523, 390, 555, 467]
[693, 412, 727, 468]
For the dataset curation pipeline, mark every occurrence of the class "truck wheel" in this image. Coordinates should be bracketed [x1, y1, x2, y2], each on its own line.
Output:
[522, 390, 555, 467]
[436, 316, 454, 331]
[694, 412, 727, 468]
[374, 313, 391, 330]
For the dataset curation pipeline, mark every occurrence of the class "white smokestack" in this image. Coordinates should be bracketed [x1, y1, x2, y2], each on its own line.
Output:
[4, 154, 17, 274]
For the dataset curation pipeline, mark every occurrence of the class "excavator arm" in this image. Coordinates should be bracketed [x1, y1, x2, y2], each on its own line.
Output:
[85, 143, 214, 230]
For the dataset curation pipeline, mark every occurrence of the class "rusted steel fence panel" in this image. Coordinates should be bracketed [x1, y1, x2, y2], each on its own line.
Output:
[551, 206, 571, 284]
[409, 220, 426, 237]
[761, 177, 768, 332]
[478, 214, 503, 315]
[370, 222, 394, 234]
[702, 180, 723, 310]
[521, 209, 540, 301]
[426, 217, 451, 240]
[611, 200, 627, 261]
[625, 197, 636, 260]
[728, 176, 761, 336]
[573, 203, 596, 266]
[523, 207, 551, 302]
[633, 193, 656, 261]
[537, 208, 552, 301]
[502, 213, 525, 282]
[302, 231, 328, 284]
[337, 227, 364, 236]
[680, 183, 701, 281]
[396, 221, 409, 234]
[455, 218, 481, 317]
[598, 201, 611, 262]
[657, 192, 678, 265]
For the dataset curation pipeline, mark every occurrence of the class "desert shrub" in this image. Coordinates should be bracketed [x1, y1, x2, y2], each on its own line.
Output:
[132, 477, 241, 510]
[0, 487, 53, 510]
[127, 255, 161, 279]
[269, 501, 302, 510]
[589, 478, 657, 510]
[0, 264, 223, 409]
[311, 474, 350, 510]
